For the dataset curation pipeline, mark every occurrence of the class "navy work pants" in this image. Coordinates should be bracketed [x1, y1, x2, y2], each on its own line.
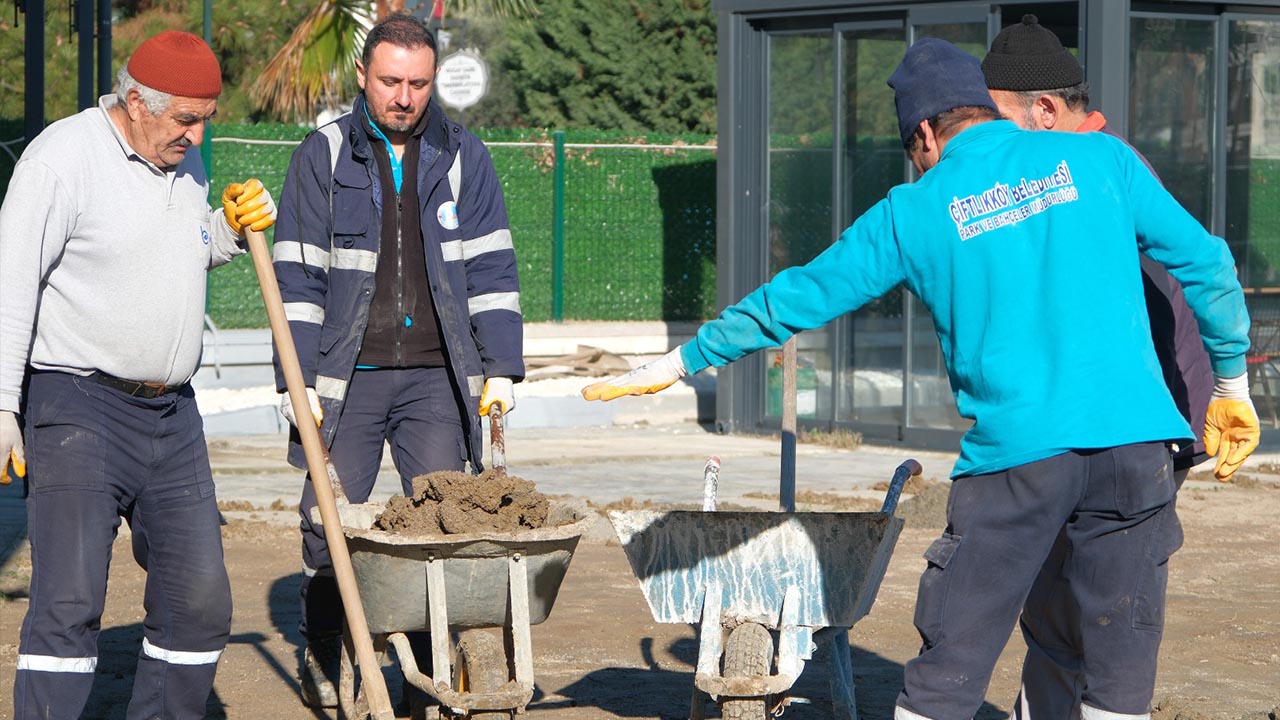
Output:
[1013, 467, 1190, 719]
[13, 371, 232, 720]
[895, 442, 1183, 720]
[299, 367, 466, 638]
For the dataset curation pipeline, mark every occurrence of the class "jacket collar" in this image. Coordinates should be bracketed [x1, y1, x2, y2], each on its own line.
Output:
[938, 119, 1019, 162]
[349, 93, 455, 160]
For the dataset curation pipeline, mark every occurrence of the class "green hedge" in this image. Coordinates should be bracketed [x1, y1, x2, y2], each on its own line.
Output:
[204, 124, 719, 327]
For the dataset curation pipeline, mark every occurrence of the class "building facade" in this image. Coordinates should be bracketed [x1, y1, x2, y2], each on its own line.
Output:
[711, 0, 1280, 448]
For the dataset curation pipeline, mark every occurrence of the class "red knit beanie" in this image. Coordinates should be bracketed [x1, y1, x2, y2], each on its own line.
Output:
[126, 30, 222, 99]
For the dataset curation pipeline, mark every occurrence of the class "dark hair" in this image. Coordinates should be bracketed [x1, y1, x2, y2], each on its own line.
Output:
[361, 12, 438, 68]
[903, 105, 1003, 152]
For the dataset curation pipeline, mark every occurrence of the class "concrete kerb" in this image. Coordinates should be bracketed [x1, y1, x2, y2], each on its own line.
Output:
[195, 322, 708, 435]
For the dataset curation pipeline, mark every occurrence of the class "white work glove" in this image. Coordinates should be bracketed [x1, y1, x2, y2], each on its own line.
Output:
[581, 348, 687, 402]
[479, 377, 515, 416]
[280, 388, 323, 429]
[1203, 373, 1260, 482]
[1, 410, 25, 484]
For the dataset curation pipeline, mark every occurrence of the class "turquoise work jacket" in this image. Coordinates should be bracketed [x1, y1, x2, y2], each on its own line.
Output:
[683, 120, 1248, 477]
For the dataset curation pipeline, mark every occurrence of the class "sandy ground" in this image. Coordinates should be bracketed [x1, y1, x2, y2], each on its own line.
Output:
[0, 476, 1276, 719]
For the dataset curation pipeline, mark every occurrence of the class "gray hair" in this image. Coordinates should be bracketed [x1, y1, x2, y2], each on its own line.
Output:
[116, 67, 173, 115]
[1008, 82, 1091, 124]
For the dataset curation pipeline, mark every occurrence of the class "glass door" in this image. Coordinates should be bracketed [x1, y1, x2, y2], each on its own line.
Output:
[833, 22, 908, 432]
[1223, 14, 1280, 411]
[1129, 13, 1218, 229]
[899, 4, 997, 438]
[1224, 15, 1280, 289]
[764, 29, 837, 423]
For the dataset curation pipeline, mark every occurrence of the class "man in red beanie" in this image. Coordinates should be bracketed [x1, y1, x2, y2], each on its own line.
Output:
[982, 16, 1216, 719]
[0, 29, 276, 719]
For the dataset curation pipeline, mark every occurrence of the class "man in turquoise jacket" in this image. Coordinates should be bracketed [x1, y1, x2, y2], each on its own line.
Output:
[583, 39, 1258, 720]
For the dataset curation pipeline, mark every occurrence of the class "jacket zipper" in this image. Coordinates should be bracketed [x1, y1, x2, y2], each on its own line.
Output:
[395, 190, 404, 367]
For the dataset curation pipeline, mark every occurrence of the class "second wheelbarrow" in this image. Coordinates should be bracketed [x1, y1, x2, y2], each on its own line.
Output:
[609, 456, 921, 720]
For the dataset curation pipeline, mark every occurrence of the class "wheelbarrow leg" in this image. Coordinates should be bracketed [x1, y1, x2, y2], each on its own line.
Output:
[691, 584, 723, 720]
[823, 628, 858, 720]
[425, 553, 453, 695]
[508, 552, 535, 690]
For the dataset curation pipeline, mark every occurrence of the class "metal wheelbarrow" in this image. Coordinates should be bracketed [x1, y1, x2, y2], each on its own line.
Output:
[609, 457, 919, 719]
[320, 409, 595, 719]
[609, 338, 921, 719]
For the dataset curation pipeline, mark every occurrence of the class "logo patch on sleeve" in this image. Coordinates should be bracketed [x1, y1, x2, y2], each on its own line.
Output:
[437, 201, 460, 230]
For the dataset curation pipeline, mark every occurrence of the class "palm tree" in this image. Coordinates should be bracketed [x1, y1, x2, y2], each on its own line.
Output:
[253, 0, 534, 122]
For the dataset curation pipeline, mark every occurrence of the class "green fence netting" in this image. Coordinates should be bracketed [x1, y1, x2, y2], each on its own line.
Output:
[202, 125, 718, 328]
[1, 122, 718, 328]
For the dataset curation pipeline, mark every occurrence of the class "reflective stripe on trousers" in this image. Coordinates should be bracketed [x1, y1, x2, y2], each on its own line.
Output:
[13, 372, 231, 720]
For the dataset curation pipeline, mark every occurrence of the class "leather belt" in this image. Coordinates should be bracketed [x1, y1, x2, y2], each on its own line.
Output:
[89, 371, 182, 398]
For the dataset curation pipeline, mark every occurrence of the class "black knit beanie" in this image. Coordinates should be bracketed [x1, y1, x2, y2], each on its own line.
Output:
[982, 15, 1083, 91]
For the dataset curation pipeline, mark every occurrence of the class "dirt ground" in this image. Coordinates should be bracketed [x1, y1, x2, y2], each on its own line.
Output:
[0, 481, 1277, 719]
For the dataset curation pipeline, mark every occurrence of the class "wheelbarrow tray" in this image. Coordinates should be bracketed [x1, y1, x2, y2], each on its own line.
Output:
[320, 501, 594, 633]
[610, 509, 903, 628]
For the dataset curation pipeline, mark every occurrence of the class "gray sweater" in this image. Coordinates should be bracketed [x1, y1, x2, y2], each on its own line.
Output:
[0, 96, 243, 412]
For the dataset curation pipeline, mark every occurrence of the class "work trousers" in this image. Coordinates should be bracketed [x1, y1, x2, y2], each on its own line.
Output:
[1014, 467, 1190, 719]
[13, 371, 232, 720]
[299, 367, 466, 638]
[895, 442, 1182, 720]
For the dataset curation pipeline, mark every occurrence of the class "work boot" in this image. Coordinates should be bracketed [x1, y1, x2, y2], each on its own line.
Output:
[300, 633, 342, 708]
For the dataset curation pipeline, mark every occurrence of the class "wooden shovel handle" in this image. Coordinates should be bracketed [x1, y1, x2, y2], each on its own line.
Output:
[243, 228, 394, 719]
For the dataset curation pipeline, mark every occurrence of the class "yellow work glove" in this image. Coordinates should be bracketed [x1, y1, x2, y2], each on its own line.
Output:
[582, 347, 687, 402]
[479, 377, 515, 416]
[1, 410, 26, 484]
[221, 178, 277, 233]
[280, 388, 323, 429]
[1202, 373, 1260, 482]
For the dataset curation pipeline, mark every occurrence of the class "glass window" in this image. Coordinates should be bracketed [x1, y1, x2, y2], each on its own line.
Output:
[1129, 16, 1217, 227]
[913, 22, 988, 57]
[835, 26, 908, 426]
[1225, 18, 1280, 413]
[1226, 18, 1280, 290]
[766, 32, 835, 421]
[902, 16, 993, 433]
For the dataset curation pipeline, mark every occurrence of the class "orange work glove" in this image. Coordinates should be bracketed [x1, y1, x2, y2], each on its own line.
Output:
[279, 388, 323, 429]
[479, 377, 515, 416]
[1202, 373, 1260, 482]
[582, 348, 687, 402]
[1, 410, 26, 484]
[221, 178, 277, 233]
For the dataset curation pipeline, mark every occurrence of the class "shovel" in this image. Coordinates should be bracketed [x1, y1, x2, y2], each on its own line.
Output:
[244, 228, 394, 720]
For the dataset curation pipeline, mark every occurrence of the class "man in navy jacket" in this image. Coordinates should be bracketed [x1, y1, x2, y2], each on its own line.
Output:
[272, 13, 524, 708]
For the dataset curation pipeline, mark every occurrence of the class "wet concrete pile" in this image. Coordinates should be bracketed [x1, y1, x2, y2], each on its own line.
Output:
[373, 470, 550, 535]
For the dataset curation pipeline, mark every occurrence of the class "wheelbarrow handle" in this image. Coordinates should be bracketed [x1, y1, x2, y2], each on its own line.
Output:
[880, 459, 923, 515]
[701, 456, 721, 512]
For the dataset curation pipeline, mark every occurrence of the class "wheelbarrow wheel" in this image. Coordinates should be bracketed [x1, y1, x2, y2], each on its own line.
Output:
[721, 622, 773, 720]
[452, 630, 511, 719]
